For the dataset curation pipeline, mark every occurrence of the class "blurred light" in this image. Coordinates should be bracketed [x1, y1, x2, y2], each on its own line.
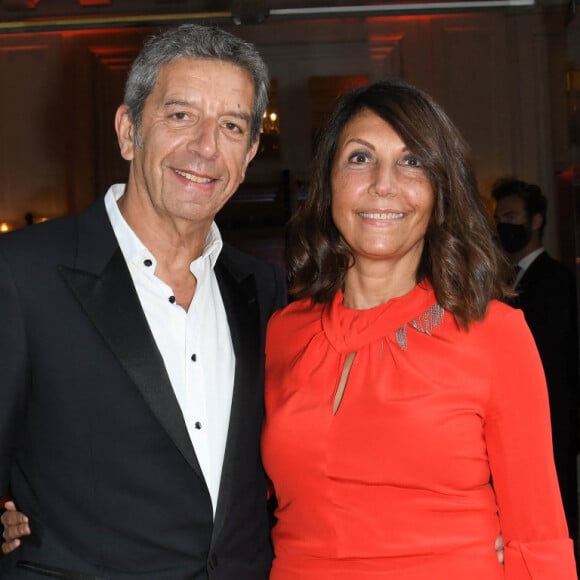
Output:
[261, 108, 280, 135]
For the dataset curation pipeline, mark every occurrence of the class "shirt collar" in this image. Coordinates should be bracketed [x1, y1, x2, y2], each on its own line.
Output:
[104, 183, 223, 271]
[517, 247, 545, 274]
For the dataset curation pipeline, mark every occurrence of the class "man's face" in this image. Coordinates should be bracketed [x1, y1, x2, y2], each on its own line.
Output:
[117, 57, 259, 233]
[493, 193, 538, 257]
[494, 194, 528, 227]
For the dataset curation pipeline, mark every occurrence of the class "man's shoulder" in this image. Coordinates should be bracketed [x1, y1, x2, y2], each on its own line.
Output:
[528, 251, 574, 282]
[518, 251, 575, 309]
[218, 243, 287, 312]
[0, 199, 105, 244]
[0, 214, 76, 260]
[220, 242, 268, 269]
[218, 243, 283, 282]
[0, 198, 110, 270]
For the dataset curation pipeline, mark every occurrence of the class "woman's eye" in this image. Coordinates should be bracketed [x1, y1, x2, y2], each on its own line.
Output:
[348, 151, 369, 164]
[402, 154, 422, 167]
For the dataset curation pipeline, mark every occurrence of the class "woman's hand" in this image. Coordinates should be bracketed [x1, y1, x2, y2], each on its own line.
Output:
[1, 501, 30, 555]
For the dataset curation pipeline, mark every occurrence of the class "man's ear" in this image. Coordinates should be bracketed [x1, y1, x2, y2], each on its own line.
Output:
[240, 139, 260, 182]
[531, 212, 544, 232]
[115, 104, 136, 161]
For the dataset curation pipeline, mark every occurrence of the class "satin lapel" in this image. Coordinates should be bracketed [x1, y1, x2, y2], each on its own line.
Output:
[58, 205, 203, 480]
[212, 258, 261, 540]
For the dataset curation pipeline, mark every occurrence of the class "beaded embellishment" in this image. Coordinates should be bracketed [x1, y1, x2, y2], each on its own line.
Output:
[394, 303, 445, 351]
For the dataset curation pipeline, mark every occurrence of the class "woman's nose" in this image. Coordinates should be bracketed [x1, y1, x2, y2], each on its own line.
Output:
[370, 164, 397, 197]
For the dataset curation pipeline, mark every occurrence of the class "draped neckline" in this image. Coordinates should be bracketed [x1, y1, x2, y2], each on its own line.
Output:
[321, 281, 438, 353]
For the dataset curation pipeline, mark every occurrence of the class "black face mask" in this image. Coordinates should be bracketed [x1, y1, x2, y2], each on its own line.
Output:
[496, 222, 533, 254]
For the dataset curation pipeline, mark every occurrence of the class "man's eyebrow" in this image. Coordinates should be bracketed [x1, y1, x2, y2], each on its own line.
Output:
[163, 99, 191, 108]
[223, 110, 252, 124]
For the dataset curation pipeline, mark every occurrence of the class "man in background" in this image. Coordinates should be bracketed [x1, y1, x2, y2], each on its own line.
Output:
[493, 177, 578, 544]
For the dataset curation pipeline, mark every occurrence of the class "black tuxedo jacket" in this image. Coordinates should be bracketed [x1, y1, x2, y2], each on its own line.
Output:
[0, 198, 286, 579]
[512, 250, 578, 533]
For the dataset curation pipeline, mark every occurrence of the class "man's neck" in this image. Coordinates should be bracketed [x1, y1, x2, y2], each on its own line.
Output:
[509, 237, 541, 264]
[118, 191, 209, 263]
[517, 247, 545, 269]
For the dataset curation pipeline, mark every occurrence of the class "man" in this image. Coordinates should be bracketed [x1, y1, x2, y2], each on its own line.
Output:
[0, 24, 285, 579]
[493, 177, 579, 542]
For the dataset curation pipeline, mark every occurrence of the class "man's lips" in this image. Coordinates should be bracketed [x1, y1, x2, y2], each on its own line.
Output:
[173, 168, 214, 184]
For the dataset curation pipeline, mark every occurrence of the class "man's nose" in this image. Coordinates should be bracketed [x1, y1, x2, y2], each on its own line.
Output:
[187, 118, 218, 158]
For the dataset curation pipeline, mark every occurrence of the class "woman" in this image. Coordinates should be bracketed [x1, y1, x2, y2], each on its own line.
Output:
[261, 79, 576, 579]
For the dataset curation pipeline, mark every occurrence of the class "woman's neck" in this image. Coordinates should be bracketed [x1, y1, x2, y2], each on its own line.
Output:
[342, 261, 418, 309]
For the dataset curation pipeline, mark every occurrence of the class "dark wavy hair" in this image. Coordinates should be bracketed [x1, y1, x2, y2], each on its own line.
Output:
[287, 78, 512, 328]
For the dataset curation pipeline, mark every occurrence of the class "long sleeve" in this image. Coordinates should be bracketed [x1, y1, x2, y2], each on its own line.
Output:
[485, 307, 576, 577]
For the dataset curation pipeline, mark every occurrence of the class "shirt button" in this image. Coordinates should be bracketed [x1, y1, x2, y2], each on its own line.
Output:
[194, 422, 202, 430]
[169, 295, 176, 304]
[191, 353, 197, 362]
[143, 259, 153, 267]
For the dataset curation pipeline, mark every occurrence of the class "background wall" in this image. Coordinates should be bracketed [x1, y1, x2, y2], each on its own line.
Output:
[0, 2, 576, 268]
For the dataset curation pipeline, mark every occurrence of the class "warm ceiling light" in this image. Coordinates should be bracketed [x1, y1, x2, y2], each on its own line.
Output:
[270, 1, 535, 18]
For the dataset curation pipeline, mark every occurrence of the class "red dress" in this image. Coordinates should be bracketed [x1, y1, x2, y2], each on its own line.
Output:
[262, 282, 576, 579]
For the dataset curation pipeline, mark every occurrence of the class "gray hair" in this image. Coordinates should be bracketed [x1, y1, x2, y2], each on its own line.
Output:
[124, 24, 269, 146]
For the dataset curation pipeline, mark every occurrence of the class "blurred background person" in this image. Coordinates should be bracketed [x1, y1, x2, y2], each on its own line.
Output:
[493, 177, 579, 549]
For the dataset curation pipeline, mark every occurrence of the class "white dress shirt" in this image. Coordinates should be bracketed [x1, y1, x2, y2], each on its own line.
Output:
[104, 184, 235, 516]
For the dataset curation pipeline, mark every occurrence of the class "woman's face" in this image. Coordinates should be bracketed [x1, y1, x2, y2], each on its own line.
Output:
[330, 108, 434, 272]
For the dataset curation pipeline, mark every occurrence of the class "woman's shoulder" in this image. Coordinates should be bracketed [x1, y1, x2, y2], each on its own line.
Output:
[269, 297, 324, 329]
[484, 299, 526, 325]
[468, 299, 531, 345]
[266, 299, 324, 358]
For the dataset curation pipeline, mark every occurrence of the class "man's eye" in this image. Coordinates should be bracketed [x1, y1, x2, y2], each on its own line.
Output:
[224, 121, 242, 133]
[172, 112, 188, 120]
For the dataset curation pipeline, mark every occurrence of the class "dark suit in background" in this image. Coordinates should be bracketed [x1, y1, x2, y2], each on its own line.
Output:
[512, 250, 579, 539]
[0, 199, 285, 579]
